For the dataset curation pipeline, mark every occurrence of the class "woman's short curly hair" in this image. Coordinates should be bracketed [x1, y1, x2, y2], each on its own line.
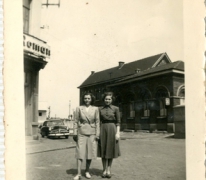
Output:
[81, 92, 96, 105]
[102, 92, 116, 102]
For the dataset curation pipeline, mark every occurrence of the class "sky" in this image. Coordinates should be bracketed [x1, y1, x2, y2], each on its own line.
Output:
[38, 0, 183, 118]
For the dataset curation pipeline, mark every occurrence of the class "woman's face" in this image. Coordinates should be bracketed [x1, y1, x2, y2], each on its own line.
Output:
[84, 95, 92, 106]
[104, 95, 112, 106]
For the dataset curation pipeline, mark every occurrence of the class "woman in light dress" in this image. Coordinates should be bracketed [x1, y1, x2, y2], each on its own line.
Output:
[73, 93, 100, 180]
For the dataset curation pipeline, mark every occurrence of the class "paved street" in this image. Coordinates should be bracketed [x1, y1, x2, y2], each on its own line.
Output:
[26, 133, 185, 180]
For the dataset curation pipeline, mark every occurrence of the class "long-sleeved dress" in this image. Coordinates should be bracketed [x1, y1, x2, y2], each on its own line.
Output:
[98, 105, 121, 159]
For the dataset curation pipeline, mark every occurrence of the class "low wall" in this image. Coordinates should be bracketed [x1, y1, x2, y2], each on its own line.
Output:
[173, 105, 185, 138]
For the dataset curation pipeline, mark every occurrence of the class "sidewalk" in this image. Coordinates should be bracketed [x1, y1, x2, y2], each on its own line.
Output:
[26, 131, 174, 154]
[26, 135, 76, 154]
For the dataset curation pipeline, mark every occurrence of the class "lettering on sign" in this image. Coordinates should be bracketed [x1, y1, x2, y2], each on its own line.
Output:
[23, 34, 51, 59]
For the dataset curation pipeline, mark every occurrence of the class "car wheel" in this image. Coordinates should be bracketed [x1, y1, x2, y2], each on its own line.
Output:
[65, 135, 69, 139]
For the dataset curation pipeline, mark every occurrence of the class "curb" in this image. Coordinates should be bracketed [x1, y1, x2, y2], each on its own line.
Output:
[26, 145, 76, 155]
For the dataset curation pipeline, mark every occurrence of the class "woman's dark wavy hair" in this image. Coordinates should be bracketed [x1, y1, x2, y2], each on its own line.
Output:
[81, 92, 96, 105]
[102, 92, 116, 102]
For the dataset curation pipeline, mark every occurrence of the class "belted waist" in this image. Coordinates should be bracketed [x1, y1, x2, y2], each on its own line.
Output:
[102, 120, 116, 124]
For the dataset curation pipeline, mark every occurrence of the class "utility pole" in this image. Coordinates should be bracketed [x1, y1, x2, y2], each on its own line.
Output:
[72, 109, 75, 120]
[69, 100, 71, 119]
[47, 106, 50, 119]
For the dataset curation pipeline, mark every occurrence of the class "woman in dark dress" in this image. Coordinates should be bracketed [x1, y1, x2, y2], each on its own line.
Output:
[98, 92, 121, 178]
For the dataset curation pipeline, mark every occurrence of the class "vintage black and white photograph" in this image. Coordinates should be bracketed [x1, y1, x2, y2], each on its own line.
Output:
[24, 0, 185, 180]
[5, 0, 205, 180]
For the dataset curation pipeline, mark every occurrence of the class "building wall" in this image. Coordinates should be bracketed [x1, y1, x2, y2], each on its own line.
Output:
[29, 0, 42, 37]
[79, 72, 184, 132]
[24, 67, 39, 135]
[23, 0, 48, 136]
[38, 110, 47, 123]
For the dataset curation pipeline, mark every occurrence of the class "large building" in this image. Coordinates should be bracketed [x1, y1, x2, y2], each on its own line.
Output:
[23, 0, 50, 135]
[78, 53, 184, 132]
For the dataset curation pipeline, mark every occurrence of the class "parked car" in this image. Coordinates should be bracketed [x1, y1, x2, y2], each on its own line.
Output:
[40, 119, 70, 139]
[63, 119, 74, 134]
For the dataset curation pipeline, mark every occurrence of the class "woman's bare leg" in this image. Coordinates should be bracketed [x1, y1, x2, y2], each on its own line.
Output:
[102, 158, 107, 174]
[77, 159, 82, 175]
[107, 159, 113, 174]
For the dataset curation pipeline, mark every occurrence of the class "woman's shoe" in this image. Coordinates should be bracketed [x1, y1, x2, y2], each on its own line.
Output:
[101, 172, 107, 178]
[85, 172, 91, 179]
[73, 174, 81, 180]
[106, 173, 112, 179]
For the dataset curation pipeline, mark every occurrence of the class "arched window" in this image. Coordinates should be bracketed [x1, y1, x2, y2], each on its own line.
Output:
[125, 92, 135, 118]
[155, 87, 169, 117]
[177, 85, 185, 105]
[138, 88, 151, 117]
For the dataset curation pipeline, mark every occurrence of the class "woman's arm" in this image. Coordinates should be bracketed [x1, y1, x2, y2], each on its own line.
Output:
[115, 107, 121, 140]
[95, 108, 100, 138]
[115, 107, 121, 127]
[116, 125, 120, 134]
[73, 107, 80, 135]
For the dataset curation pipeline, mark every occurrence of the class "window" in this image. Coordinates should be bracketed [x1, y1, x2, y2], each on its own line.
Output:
[155, 88, 169, 117]
[180, 99, 185, 105]
[129, 102, 135, 118]
[179, 88, 185, 97]
[138, 88, 151, 117]
[178, 86, 185, 105]
[158, 99, 167, 116]
[39, 112, 42, 116]
[95, 89, 101, 100]
[160, 108, 167, 116]
[143, 101, 150, 117]
[23, 0, 31, 33]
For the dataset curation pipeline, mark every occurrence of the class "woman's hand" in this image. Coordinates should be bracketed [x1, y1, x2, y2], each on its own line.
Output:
[73, 135, 78, 142]
[115, 133, 120, 140]
[95, 136, 100, 141]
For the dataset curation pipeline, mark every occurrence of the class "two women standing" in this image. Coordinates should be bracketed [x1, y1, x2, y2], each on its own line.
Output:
[73, 92, 120, 179]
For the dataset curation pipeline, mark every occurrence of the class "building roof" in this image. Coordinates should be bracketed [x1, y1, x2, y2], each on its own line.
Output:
[79, 53, 171, 88]
[108, 60, 184, 87]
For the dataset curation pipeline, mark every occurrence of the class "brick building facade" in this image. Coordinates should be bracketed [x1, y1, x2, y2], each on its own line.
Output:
[78, 53, 184, 132]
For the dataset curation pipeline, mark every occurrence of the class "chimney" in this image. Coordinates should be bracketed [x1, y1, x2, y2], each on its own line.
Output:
[135, 68, 141, 73]
[91, 71, 95, 75]
[118, 61, 125, 69]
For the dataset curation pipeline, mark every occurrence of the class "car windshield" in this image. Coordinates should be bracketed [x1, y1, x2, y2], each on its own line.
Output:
[47, 121, 64, 126]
